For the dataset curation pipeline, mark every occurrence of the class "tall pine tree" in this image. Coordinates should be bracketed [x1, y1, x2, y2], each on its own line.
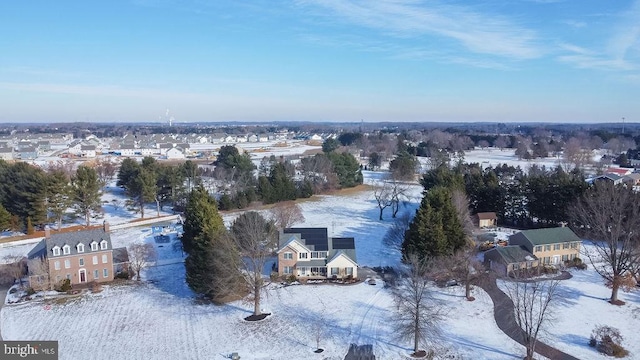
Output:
[403, 186, 466, 259]
[71, 166, 102, 227]
[181, 186, 241, 302]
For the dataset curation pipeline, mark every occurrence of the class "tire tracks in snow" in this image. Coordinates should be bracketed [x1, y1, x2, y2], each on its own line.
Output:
[349, 283, 384, 347]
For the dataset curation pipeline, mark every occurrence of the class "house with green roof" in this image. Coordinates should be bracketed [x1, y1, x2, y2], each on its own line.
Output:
[484, 245, 539, 275]
[508, 226, 581, 266]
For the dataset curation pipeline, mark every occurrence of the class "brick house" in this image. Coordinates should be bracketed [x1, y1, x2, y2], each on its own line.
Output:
[277, 228, 358, 280]
[27, 224, 116, 287]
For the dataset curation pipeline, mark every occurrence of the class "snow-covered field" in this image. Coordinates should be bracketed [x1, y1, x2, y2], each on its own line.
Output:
[2, 153, 639, 359]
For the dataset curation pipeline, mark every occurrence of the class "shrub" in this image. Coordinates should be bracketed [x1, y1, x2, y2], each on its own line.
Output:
[55, 279, 72, 292]
[590, 325, 629, 357]
[285, 274, 297, 283]
[91, 282, 102, 293]
[25, 287, 35, 296]
[115, 271, 130, 280]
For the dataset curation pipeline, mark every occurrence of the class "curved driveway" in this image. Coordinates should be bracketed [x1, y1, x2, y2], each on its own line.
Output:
[479, 273, 581, 360]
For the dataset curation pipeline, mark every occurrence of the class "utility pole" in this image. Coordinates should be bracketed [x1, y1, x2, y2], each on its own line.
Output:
[622, 117, 625, 134]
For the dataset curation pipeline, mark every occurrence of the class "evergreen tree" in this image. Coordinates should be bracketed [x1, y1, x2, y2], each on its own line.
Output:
[0, 204, 11, 231]
[0, 162, 46, 226]
[116, 157, 140, 188]
[181, 186, 241, 302]
[71, 166, 102, 227]
[403, 186, 466, 259]
[389, 151, 419, 181]
[46, 170, 73, 230]
[327, 152, 363, 188]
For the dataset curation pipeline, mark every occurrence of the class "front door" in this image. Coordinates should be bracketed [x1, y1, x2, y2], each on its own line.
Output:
[552, 255, 560, 265]
[79, 269, 86, 283]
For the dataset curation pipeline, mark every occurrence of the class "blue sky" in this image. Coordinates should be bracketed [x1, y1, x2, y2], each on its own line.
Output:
[0, 0, 639, 123]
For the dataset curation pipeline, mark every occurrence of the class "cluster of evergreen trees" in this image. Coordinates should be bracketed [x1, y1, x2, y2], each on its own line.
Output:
[0, 160, 104, 231]
[116, 157, 194, 217]
[402, 163, 589, 260]
[216, 144, 362, 210]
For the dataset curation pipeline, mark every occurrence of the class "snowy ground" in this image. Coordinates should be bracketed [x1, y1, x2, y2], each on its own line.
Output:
[2, 154, 639, 359]
[495, 242, 640, 360]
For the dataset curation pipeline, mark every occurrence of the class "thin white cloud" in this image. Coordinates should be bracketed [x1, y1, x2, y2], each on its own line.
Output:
[563, 20, 586, 28]
[295, 0, 542, 60]
[556, 1, 640, 72]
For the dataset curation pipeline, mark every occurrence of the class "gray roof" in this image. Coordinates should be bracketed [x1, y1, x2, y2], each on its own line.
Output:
[0, 147, 13, 153]
[280, 228, 357, 264]
[27, 227, 112, 259]
[509, 227, 581, 247]
[112, 247, 129, 264]
[486, 245, 537, 265]
[296, 260, 327, 267]
[81, 145, 96, 150]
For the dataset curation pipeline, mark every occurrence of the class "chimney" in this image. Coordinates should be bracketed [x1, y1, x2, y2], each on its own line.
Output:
[103, 220, 110, 233]
[44, 225, 50, 239]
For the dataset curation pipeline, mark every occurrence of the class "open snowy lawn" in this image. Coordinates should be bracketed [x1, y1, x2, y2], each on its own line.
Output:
[462, 148, 562, 171]
[497, 244, 640, 360]
[1, 261, 523, 360]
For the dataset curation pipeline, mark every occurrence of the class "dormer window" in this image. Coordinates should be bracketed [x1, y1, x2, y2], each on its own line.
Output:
[100, 240, 108, 250]
[77, 243, 85, 253]
[91, 241, 98, 251]
[62, 245, 71, 255]
[52, 246, 60, 256]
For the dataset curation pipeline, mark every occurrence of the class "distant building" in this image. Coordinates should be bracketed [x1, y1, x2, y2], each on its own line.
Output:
[474, 212, 497, 228]
[0, 147, 14, 161]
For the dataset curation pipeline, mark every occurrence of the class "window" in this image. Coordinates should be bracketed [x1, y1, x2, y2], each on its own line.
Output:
[562, 255, 569, 261]
[330, 267, 339, 275]
[563, 243, 569, 249]
[54, 261, 60, 270]
[311, 251, 328, 259]
[77, 243, 85, 253]
[534, 246, 542, 252]
[52, 247, 60, 256]
[299, 252, 308, 259]
[570, 242, 578, 249]
[103, 269, 108, 278]
[64, 259, 70, 269]
[91, 242, 98, 251]
[553, 244, 561, 250]
[283, 266, 293, 274]
[55, 275, 61, 282]
[102, 254, 108, 264]
[94, 270, 99, 279]
[63, 245, 70, 255]
[79, 258, 84, 266]
[283, 252, 293, 260]
[299, 267, 307, 275]
[66, 274, 71, 280]
[545, 245, 551, 251]
[100, 240, 108, 250]
[512, 263, 520, 270]
[346, 267, 353, 276]
[543, 257, 550, 265]
[92, 256, 98, 265]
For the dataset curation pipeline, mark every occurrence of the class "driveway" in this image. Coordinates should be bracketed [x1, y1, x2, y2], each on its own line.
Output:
[479, 273, 580, 360]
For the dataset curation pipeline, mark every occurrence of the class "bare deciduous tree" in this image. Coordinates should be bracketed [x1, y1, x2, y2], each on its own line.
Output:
[563, 137, 593, 170]
[28, 257, 52, 292]
[451, 189, 475, 239]
[269, 201, 305, 230]
[503, 274, 559, 360]
[128, 243, 157, 281]
[3, 255, 26, 288]
[393, 254, 445, 355]
[231, 211, 277, 316]
[437, 246, 484, 301]
[571, 182, 640, 304]
[373, 182, 393, 221]
[93, 157, 118, 188]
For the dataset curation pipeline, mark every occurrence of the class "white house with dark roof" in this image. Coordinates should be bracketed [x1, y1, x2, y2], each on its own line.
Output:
[277, 228, 358, 279]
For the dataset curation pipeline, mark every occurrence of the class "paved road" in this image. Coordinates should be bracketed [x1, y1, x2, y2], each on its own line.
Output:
[0, 285, 8, 340]
[479, 274, 580, 360]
